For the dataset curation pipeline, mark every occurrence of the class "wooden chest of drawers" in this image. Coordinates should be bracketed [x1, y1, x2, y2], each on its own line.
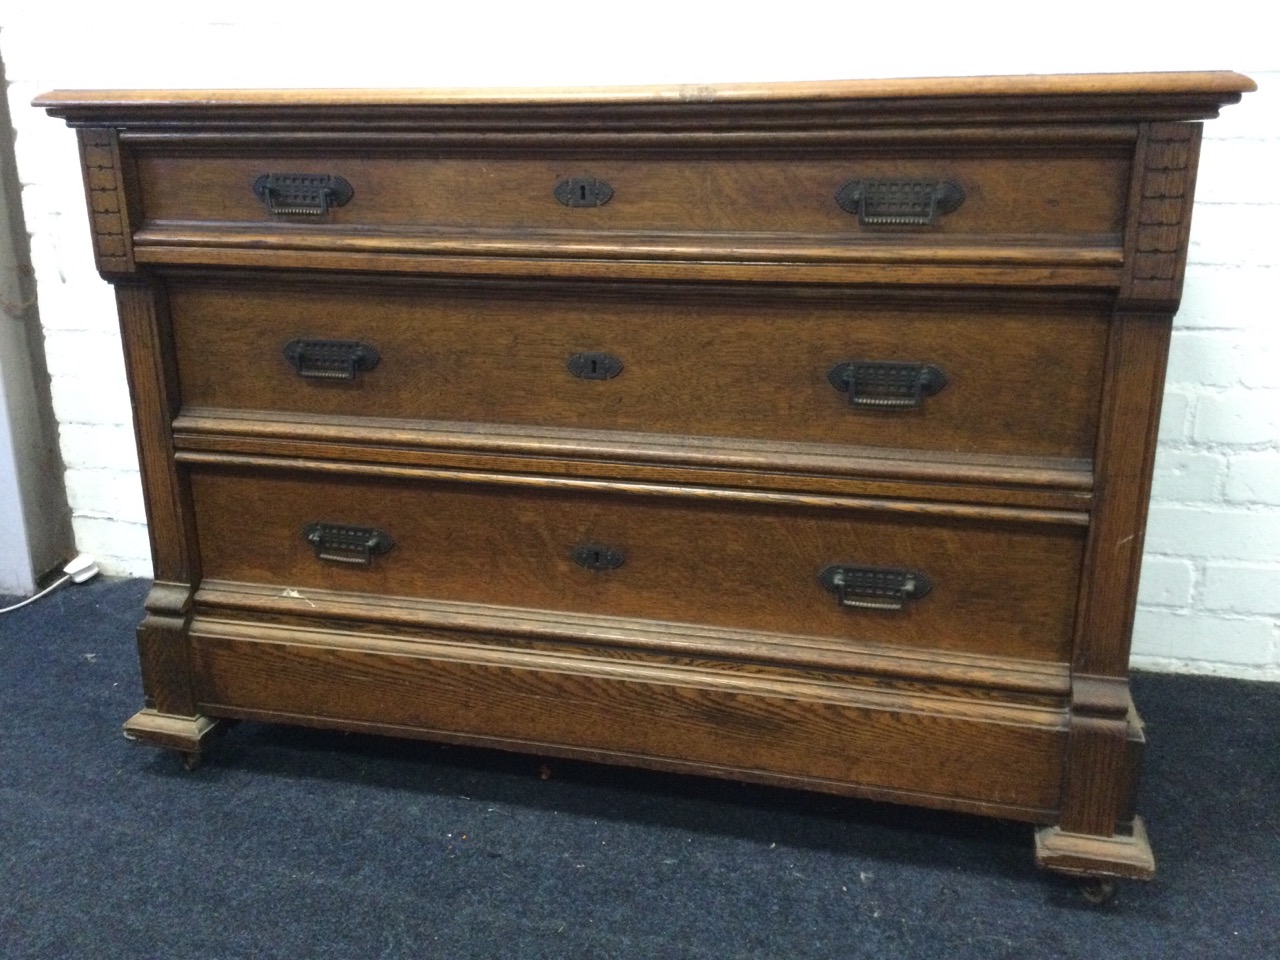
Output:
[38, 72, 1253, 886]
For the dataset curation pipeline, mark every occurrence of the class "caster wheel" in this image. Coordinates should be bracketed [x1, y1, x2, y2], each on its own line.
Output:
[178, 751, 202, 772]
[1081, 877, 1117, 905]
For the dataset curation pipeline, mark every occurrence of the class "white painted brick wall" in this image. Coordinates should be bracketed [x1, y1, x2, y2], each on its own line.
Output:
[1135, 558, 1195, 608]
[2, 4, 1277, 678]
[1194, 390, 1280, 445]
[1225, 452, 1280, 505]
[1133, 610, 1275, 667]
[1201, 564, 1280, 617]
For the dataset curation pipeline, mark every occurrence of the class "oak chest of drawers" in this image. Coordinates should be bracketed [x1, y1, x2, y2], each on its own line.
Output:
[38, 72, 1253, 885]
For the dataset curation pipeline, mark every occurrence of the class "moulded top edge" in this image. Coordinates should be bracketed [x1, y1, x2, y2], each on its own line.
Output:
[34, 70, 1255, 116]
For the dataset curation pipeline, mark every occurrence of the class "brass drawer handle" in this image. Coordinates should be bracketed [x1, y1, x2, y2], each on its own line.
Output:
[835, 179, 965, 226]
[304, 522, 394, 566]
[571, 543, 625, 571]
[554, 177, 614, 208]
[284, 339, 380, 381]
[819, 565, 931, 612]
[828, 361, 947, 409]
[253, 173, 354, 215]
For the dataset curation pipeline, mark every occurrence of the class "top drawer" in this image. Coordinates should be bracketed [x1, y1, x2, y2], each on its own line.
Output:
[131, 148, 1131, 252]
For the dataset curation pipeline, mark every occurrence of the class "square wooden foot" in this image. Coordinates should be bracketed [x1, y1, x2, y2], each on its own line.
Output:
[123, 708, 222, 754]
[1034, 815, 1155, 880]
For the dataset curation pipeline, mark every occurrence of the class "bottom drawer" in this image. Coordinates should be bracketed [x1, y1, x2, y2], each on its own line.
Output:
[188, 621, 1068, 820]
[188, 464, 1084, 663]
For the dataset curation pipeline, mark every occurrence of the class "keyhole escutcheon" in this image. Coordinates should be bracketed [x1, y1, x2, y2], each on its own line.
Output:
[554, 176, 614, 207]
[571, 543, 626, 571]
[567, 352, 624, 380]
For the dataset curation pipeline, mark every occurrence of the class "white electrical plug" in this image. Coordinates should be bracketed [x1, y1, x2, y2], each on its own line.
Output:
[63, 553, 100, 584]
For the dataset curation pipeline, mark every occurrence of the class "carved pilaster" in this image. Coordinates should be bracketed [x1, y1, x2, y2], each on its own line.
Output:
[112, 280, 213, 749]
[1036, 676, 1154, 878]
[1120, 122, 1203, 308]
[114, 281, 196, 581]
[1051, 299, 1173, 859]
[76, 128, 137, 277]
[1074, 309, 1173, 677]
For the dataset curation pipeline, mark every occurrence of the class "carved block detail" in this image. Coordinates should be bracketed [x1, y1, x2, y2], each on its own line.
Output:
[79, 128, 134, 274]
[1122, 122, 1201, 304]
[1057, 674, 1142, 837]
[135, 581, 197, 716]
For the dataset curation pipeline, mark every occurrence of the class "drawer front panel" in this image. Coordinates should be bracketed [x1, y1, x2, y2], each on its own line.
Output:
[189, 467, 1084, 662]
[190, 632, 1066, 817]
[135, 152, 1129, 245]
[170, 280, 1108, 460]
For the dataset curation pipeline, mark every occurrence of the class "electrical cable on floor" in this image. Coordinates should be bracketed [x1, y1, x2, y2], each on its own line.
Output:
[0, 575, 71, 614]
[0, 555, 100, 615]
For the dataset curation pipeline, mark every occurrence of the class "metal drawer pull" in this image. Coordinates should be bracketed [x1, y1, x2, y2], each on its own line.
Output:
[820, 565, 931, 612]
[567, 352, 624, 380]
[835, 179, 965, 226]
[284, 339, 381, 381]
[303, 522, 394, 566]
[253, 173, 354, 215]
[554, 177, 614, 208]
[571, 543, 626, 571]
[828, 361, 947, 408]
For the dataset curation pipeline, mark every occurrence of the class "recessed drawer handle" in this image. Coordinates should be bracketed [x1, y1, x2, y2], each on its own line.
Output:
[554, 177, 614, 208]
[253, 173, 354, 215]
[304, 522, 394, 566]
[835, 179, 965, 226]
[571, 543, 626, 571]
[820, 565, 931, 612]
[284, 339, 381, 381]
[828, 361, 947, 409]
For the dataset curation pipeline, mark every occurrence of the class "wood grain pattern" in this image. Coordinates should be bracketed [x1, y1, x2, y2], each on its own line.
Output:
[133, 152, 1129, 245]
[167, 276, 1110, 460]
[192, 580, 1072, 698]
[187, 463, 1085, 662]
[133, 225, 1130, 267]
[1074, 310, 1175, 676]
[171, 418, 1094, 513]
[132, 239, 1127, 287]
[193, 612, 1070, 722]
[188, 626, 1067, 818]
[176, 450, 1089, 526]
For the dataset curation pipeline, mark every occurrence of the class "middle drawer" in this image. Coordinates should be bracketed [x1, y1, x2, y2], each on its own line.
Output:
[169, 277, 1108, 461]
[188, 464, 1084, 664]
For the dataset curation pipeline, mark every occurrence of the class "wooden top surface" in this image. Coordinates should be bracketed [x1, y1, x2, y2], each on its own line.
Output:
[36, 71, 1254, 110]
